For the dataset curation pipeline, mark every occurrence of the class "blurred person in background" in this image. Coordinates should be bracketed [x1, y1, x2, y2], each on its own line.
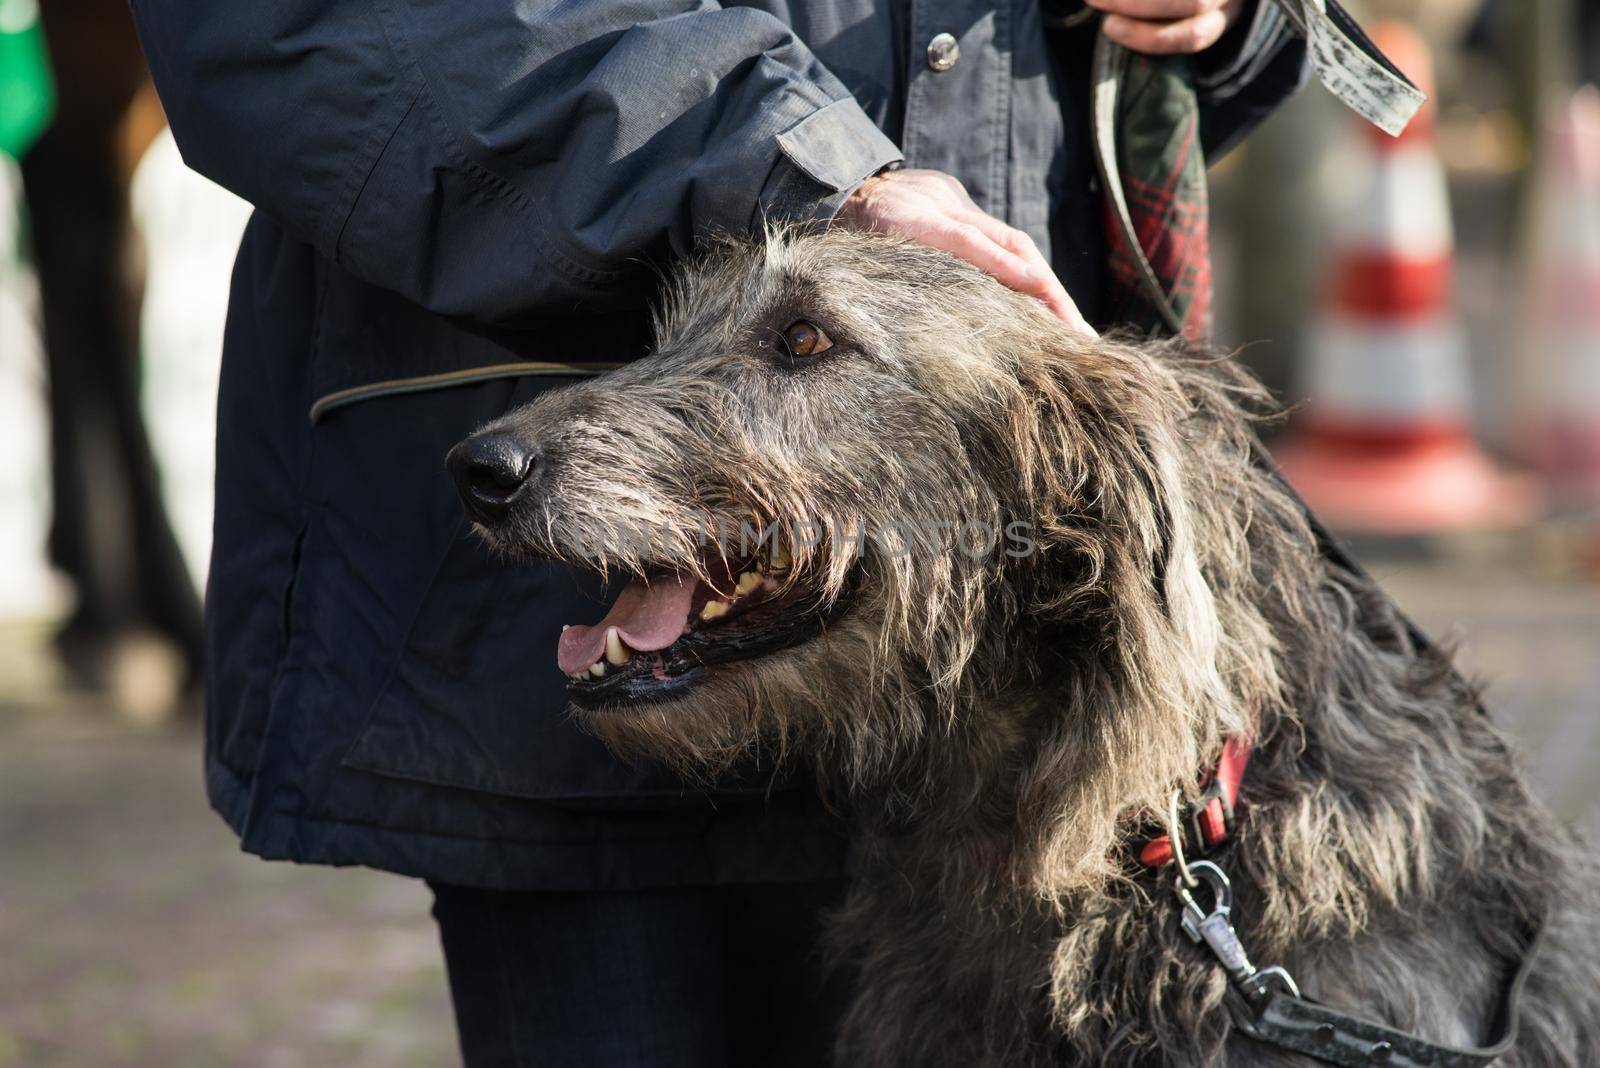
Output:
[128, 0, 1306, 1063]
[18, 0, 203, 711]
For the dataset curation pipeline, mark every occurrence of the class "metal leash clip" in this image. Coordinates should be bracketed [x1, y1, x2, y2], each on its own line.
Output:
[1174, 860, 1302, 1005]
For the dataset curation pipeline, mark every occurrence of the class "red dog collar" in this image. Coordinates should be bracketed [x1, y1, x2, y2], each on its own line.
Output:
[1138, 736, 1252, 869]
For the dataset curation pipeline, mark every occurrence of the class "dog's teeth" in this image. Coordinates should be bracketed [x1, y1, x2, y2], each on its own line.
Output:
[770, 544, 791, 571]
[700, 600, 730, 621]
[735, 571, 761, 596]
[561, 624, 570, 632]
[604, 626, 630, 665]
[588, 662, 606, 678]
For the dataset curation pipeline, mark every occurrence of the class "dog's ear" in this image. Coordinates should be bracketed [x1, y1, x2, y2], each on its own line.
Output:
[994, 331, 1281, 889]
[1006, 332, 1229, 686]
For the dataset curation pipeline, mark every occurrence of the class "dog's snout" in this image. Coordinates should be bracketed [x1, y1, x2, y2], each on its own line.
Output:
[447, 433, 538, 524]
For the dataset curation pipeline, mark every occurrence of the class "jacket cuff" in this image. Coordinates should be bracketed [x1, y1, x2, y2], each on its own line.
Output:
[755, 97, 903, 226]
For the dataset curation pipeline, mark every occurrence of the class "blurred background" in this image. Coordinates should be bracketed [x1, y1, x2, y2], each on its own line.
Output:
[0, 0, 1596, 1064]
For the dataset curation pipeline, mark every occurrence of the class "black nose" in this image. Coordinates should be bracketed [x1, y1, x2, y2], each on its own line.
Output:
[447, 433, 537, 524]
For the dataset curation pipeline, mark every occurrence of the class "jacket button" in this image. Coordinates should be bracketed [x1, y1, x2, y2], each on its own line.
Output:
[926, 32, 959, 71]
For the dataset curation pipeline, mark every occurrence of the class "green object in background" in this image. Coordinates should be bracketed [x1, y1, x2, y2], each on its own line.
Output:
[0, 0, 54, 160]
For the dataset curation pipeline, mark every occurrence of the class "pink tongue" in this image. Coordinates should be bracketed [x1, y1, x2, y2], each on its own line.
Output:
[557, 573, 699, 675]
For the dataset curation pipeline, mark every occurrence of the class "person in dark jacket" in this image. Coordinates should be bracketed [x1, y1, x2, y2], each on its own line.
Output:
[128, 1, 1307, 1063]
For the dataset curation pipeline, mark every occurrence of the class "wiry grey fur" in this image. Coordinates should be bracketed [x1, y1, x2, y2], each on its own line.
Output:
[468, 227, 1600, 1066]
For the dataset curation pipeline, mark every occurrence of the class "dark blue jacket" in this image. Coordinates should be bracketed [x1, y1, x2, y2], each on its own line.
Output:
[130, 0, 1306, 889]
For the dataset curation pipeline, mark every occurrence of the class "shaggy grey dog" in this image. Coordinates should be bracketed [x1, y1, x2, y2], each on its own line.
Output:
[449, 228, 1600, 1066]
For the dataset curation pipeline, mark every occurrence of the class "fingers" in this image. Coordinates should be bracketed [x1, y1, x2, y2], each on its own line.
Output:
[1091, 0, 1244, 54]
[1087, 0, 1223, 19]
[931, 170, 980, 210]
[834, 168, 1096, 335]
[960, 213, 1096, 335]
[1101, 9, 1231, 53]
[1038, 281, 1096, 336]
[923, 220, 1044, 298]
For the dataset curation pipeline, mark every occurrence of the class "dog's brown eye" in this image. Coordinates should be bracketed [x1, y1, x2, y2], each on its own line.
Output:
[781, 320, 833, 360]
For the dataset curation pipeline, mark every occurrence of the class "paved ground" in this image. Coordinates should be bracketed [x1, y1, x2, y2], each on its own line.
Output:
[0, 552, 1596, 1068]
[1377, 553, 1600, 837]
[0, 629, 456, 1068]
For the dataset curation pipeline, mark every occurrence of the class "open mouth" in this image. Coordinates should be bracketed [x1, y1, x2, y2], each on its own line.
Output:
[557, 543, 845, 710]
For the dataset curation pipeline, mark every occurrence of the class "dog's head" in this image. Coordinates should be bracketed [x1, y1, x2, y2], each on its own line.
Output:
[449, 228, 1288, 806]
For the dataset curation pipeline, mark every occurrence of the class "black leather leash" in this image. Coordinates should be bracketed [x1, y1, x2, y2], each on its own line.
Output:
[1240, 923, 1544, 1068]
[1169, 852, 1545, 1068]
[1152, 453, 1548, 1068]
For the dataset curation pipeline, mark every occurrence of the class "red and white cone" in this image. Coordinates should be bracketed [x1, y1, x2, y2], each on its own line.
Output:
[1520, 85, 1600, 507]
[1274, 21, 1536, 535]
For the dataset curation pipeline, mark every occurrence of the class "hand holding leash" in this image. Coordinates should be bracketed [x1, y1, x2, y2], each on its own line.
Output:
[1086, 0, 1249, 55]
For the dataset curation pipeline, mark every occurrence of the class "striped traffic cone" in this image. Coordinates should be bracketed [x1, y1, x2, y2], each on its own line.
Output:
[1274, 21, 1536, 535]
[1520, 85, 1600, 508]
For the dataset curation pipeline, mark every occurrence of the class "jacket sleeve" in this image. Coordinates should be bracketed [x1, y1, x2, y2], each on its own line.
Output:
[1193, 1, 1310, 159]
[129, 0, 903, 322]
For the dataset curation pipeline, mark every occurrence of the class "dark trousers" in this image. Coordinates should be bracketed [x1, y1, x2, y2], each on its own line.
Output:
[429, 880, 849, 1068]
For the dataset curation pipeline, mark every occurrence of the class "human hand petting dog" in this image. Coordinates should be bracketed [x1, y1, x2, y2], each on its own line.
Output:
[835, 168, 1095, 336]
[837, 1, 1248, 333]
